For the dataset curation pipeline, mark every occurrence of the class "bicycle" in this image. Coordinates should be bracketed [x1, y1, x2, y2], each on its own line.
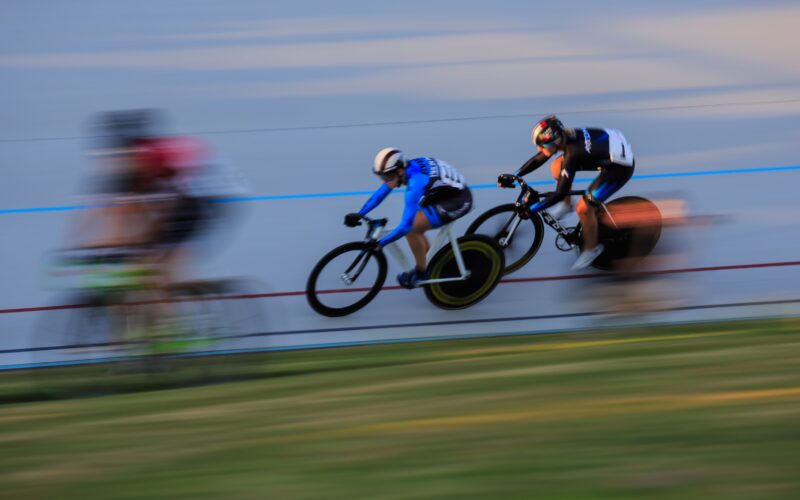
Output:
[465, 174, 662, 274]
[32, 247, 264, 369]
[306, 215, 505, 317]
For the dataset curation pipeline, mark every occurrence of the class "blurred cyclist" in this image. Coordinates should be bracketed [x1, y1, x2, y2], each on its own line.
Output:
[74, 110, 241, 282]
[345, 148, 473, 288]
[498, 115, 635, 270]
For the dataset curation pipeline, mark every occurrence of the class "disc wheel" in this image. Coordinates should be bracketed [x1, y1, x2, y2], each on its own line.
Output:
[424, 235, 505, 310]
[578, 196, 663, 271]
[306, 242, 388, 317]
[465, 204, 544, 275]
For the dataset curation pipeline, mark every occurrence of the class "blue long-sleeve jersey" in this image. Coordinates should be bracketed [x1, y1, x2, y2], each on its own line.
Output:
[358, 157, 466, 246]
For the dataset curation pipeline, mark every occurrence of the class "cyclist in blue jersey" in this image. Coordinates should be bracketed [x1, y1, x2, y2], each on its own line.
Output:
[499, 115, 635, 270]
[345, 148, 473, 288]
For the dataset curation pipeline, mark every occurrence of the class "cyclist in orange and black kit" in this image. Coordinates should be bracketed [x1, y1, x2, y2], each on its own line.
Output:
[498, 115, 635, 270]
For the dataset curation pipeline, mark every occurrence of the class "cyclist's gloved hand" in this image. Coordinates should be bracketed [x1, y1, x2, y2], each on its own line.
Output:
[497, 174, 516, 188]
[344, 213, 362, 227]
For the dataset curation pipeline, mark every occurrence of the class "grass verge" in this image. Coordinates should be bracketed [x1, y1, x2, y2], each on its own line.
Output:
[1, 318, 799, 499]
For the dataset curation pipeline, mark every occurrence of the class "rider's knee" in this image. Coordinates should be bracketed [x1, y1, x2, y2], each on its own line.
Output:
[578, 195, 600, 216]
[410, 221, 430, 234]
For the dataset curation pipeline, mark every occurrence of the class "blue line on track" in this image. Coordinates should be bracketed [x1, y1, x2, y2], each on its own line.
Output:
[2, 164, 798, 215]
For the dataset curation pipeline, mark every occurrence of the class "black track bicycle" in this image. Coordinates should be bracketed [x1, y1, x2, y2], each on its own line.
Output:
[465, 174, 662, 274]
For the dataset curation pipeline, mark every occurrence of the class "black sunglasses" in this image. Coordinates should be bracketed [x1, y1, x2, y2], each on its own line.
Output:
[379, 170, 400, 182]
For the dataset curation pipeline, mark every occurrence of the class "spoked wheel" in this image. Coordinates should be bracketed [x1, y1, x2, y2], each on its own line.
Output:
[28, 292, 159, 398]
[156, 283, 229, 356]
[424, 235, 505, 310]
[580, 196, 663, 271]
[465, 204, 544, 275]
[30, 293, 125, 366]
[306, 242, 388, 317]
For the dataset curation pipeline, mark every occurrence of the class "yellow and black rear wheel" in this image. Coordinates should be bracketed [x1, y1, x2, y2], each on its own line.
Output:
[424, 235, 505, 310]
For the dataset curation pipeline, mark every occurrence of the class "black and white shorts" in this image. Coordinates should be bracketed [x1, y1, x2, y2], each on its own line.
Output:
[584, 162, 635, 205]
[422, 188, 473, 227]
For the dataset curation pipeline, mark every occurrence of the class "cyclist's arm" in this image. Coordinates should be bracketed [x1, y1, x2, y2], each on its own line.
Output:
[527, 164, 575, 213]
[515, 151, 549, 177]
[377, 174, 426, 247]
[358, 183, 393, 216]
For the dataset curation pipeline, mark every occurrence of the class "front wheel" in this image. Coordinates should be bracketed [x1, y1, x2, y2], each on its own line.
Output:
[306, 242, 388, 317]
[465, 204, 544, 275]
[424, 235, 505, 310]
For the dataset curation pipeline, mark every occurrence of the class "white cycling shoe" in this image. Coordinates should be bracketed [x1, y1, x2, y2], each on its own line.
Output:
[571, 244, 605, 271]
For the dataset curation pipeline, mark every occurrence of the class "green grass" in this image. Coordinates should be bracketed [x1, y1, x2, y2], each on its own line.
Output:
[2, 318, 800, 499]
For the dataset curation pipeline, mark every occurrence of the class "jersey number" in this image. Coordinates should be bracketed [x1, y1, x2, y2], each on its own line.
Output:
[434, 162, 465, 189]
[607, 129, 634, 167]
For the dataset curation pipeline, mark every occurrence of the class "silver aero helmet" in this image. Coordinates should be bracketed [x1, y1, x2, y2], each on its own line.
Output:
[373, 148, 405, 178]
[532, 115, 565, 149]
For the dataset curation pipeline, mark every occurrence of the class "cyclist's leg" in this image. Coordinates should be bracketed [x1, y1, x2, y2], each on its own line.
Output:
[405, 212, 433, 271]
[144, 196, 210, 338]
[155, 196, 211, 284]
[579, 163, 635, 249]
[402, 189, 472, 284]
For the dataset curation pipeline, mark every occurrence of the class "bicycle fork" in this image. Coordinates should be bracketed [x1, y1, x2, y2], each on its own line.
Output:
[497, 216, 523, 248]
[341, 223, 386, 285]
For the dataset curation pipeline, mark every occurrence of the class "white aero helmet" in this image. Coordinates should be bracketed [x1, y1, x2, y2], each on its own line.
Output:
[373, 148, 405, 177]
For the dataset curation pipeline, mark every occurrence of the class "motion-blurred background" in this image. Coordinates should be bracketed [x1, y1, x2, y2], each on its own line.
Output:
[2, 0, 799, 360]
[1, 1, 799, 497]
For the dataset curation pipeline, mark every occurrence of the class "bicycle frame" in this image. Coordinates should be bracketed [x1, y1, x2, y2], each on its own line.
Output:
[499, 173, 621, 246]
[501, 196, 582, 245]
[540, 192, 620, 236]
[540, 209, 574, 238]
[341, 216, 470, 288]
[381, 222, 470, 285]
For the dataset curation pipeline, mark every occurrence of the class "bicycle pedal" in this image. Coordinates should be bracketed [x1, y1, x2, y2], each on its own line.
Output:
[555, 236, 576, 252]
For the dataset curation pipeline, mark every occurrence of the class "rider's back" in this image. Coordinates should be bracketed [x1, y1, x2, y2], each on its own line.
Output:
[562, 128, 635, 170]
[407, 157, 467, 199]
